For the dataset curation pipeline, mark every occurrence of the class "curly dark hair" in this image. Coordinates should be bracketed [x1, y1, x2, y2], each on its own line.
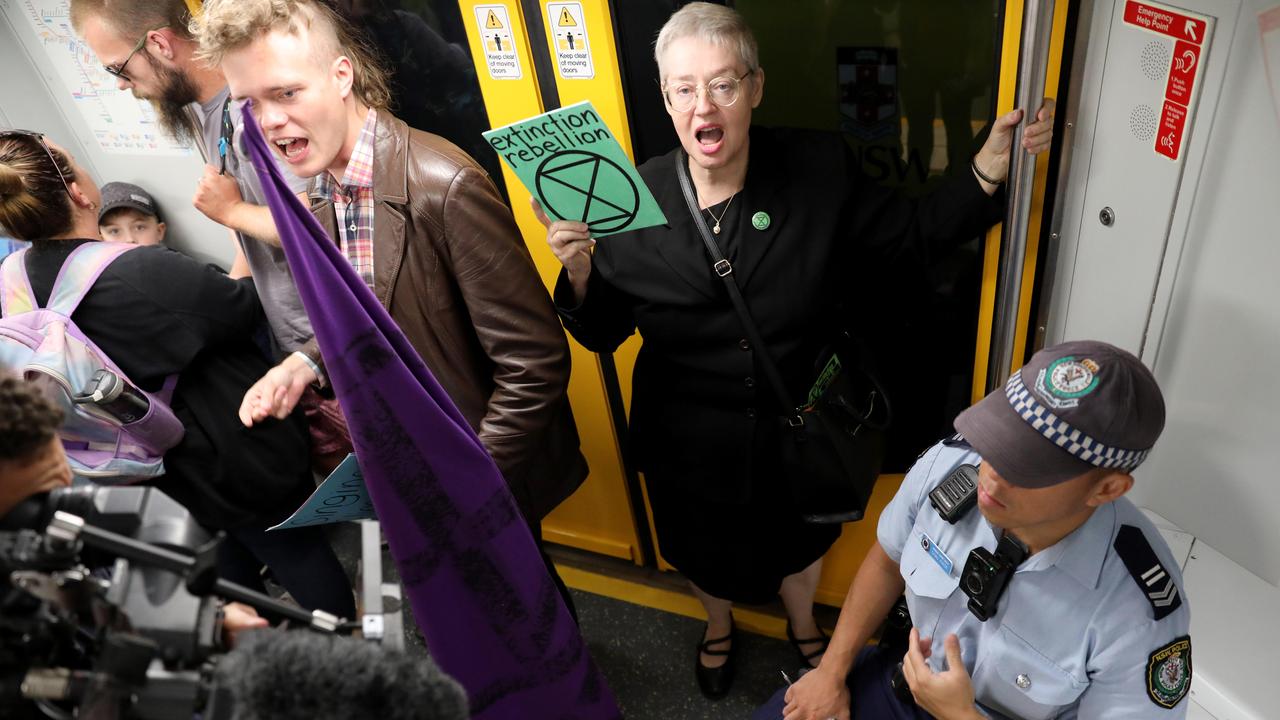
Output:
[0, 373, 64, 462]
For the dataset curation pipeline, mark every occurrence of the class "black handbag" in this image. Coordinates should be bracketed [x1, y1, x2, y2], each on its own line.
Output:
[676, 154, 890, 524]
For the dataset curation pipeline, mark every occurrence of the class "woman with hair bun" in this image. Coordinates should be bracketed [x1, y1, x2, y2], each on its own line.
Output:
[0, 130, 354, 618]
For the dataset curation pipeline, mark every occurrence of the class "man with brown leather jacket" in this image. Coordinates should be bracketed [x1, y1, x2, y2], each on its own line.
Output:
[193, 0, 587, 610]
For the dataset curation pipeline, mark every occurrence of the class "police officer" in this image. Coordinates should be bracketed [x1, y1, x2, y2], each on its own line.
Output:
[756, 340, 1192, 719]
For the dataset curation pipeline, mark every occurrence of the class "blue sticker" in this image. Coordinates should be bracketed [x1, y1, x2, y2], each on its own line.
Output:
[920, 531, 954, 576]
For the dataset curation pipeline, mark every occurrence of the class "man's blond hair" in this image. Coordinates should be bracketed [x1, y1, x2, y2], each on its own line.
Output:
[191, 0, 391, 110]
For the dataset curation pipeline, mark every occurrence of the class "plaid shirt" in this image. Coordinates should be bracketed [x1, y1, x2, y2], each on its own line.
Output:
[315, 109, 378, 289]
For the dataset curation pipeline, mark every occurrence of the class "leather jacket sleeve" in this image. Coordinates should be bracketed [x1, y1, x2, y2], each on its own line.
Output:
[439, 166, 572, 479]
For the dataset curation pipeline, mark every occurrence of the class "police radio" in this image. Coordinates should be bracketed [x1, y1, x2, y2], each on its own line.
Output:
[960, 533, 1029, 621]
[928, 464, 978, 523]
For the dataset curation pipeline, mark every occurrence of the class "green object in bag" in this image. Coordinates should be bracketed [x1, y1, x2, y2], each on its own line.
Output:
[806, 353, 843, 409]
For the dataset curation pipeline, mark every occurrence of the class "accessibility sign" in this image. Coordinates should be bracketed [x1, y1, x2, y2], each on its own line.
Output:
[474, 4, 521, 79]
[547, 2, 594, 79]
[1155, 100, 1187, 160]
[1164, 40, 1200, 104]
[483, 101, 666, 235]
[1123, 0, 1211, 161]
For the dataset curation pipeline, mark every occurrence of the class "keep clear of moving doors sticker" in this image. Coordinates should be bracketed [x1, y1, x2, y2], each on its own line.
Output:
[547, 2, 594, 79]
[475, 4, 522, 79]
[1122, 0, 1212, 160]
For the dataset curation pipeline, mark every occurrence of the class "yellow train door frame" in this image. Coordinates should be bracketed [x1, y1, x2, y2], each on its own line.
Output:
[458, 0, 1071, 618]
[460, 0, 652, 566]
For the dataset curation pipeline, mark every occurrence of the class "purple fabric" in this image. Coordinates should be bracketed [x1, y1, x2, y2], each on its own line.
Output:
[241, 107, 619, 719]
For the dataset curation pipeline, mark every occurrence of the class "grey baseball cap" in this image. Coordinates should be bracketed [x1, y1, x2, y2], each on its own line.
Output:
[98, 182, 160, 222]
[954, 340, 1166, 488]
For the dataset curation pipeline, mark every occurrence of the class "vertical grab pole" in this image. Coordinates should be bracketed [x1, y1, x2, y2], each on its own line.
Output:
[987, 0, 1057, 392]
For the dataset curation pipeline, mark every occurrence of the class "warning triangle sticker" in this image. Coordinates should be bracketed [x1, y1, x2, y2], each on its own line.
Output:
[485, 10, 504, 30]
[558, 8, 577, 27]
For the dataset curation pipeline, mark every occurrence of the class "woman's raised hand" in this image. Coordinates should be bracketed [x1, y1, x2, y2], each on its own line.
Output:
[532, 197, 594, 303]
[972, 99, 1057, 193]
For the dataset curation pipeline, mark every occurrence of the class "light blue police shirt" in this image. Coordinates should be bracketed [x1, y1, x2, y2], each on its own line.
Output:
[877, 440, 1193, 719]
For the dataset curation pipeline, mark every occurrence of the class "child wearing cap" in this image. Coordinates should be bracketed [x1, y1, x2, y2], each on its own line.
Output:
[98, 182, 167, 246]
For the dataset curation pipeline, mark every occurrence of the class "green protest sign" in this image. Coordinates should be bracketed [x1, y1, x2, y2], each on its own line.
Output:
[484, 101, 667, 236]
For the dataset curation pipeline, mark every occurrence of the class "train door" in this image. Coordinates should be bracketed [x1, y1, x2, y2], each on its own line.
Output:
[341, 0, 1070, 610]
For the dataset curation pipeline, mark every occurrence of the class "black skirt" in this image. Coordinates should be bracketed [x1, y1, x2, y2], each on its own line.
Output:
[644, 439, 842, 605]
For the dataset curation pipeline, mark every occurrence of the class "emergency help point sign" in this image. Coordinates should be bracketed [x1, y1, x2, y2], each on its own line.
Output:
[1123, 0, 1211, 161]
[1123, 0, 1206, 44]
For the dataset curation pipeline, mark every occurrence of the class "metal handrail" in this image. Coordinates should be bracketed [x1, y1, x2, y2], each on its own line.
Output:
[986, 0, 1058, 392]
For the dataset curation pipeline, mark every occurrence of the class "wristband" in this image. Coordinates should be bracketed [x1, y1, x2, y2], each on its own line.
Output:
[971, 157, 1005, 186]
[291, 350, 327, 389]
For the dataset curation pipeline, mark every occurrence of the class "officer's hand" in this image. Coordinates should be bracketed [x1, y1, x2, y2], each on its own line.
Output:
[782, 664, 850, 720]
[193, 164, 246, 227]
[972, 99, 1057, 190]
[902, 631, 982, 720]
[531, 197, 593, 303]
[238, 355, 315, 427]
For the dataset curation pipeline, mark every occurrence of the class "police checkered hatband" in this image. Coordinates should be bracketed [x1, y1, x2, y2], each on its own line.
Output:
[1004, 373, 1150, 471]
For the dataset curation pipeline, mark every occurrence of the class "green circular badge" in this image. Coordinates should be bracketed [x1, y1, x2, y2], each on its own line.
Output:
[751, 211, 771, 231]
[1046, 356, 1100, 400]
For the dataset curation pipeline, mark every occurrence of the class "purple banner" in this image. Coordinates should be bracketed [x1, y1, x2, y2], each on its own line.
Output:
[241, 106, 619, 719]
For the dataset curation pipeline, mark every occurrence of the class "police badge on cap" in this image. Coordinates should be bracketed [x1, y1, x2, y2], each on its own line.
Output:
[1035, 356, 1100, 409]
[954, 340, 1166, 488]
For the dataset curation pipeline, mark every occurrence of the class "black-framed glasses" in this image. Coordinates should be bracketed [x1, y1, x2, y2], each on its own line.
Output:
[662, 70, 755, 113]
[103, 25, 168, 82]
[0, 130, 73, 198]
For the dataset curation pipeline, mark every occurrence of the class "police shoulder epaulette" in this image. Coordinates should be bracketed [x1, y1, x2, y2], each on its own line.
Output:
[1113, 524, 1182, 620]
[941, 433, 971, 449]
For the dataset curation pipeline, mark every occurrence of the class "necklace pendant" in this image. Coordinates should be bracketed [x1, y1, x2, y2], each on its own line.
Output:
[713, 223, 721, 235]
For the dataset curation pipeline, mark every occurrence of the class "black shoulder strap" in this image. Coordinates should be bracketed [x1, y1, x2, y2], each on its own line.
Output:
[1114, 524, 1182, 621]
[675, 152, 798, 420]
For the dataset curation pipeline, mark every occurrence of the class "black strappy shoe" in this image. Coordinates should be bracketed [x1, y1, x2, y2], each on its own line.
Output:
[786, 621, 830, 669]
[694, 622, 737, 699]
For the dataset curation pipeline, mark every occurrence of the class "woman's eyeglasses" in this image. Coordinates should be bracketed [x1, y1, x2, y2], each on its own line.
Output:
[662, 70, 755, 113]
[0, 130, 74, 198]
[103, 25, 168, 83]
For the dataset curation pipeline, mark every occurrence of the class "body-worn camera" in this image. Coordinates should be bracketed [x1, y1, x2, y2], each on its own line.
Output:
[960, 533, 1029, 621]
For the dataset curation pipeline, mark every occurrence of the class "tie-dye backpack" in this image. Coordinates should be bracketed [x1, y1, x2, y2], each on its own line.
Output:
[0, 242, 183, 483]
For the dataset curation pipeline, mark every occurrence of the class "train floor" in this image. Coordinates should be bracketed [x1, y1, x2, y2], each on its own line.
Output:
[326, 525, 835, 718]
[571, 587, 796, 719]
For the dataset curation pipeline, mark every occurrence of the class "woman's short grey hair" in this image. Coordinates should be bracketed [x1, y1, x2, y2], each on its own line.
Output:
[654, 2, 759, 81]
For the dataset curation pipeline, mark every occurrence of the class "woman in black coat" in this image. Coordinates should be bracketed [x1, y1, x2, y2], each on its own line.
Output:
[0, 130, 355, 619]
[537, 2, 1053, 698]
